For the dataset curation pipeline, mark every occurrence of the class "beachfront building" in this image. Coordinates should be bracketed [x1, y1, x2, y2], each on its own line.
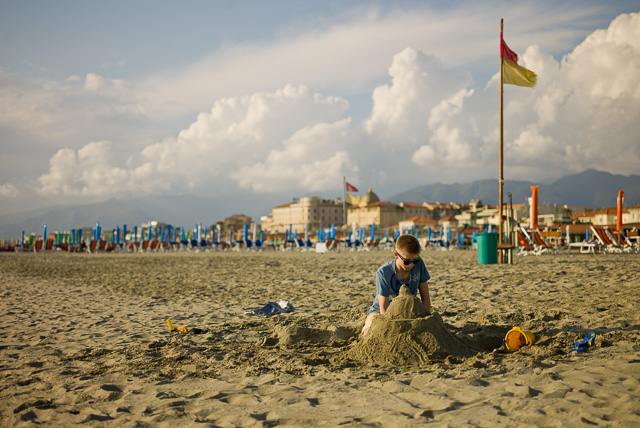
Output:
[438, 216, 459, 229]
[422, 201, 464, 220]
[261, 196, 344, 234]
[347, 188, 399, 229]
[455, 200, 480, 227]
[530, 204, 588, 226]
[623, 203, 640, 224]
[575, 208, 619, 226]
[398, 217, 438, 233]
[347, 188, 466, 230]
[454, 199, 524, 227]
[222, 214, 252, 233]
[347, 188, 387, 228]
[346, 188, 436, 230]
[400, 202, 437, 220]
[454, 200, 580, 228]
[474, 205, 500, 227]
[348, 201, 397, 229]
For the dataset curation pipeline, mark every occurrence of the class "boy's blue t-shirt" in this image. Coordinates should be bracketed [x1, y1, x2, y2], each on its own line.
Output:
[367, 259, 430, 316]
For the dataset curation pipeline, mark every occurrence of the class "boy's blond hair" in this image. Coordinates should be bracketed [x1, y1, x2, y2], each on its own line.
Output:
[395, 234, 421, 255]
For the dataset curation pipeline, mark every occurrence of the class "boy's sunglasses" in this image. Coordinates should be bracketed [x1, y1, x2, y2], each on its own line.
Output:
[396, 252, 421, 265]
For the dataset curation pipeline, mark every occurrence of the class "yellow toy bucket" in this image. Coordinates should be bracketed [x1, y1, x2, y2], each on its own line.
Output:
[503, 327, 535, 351]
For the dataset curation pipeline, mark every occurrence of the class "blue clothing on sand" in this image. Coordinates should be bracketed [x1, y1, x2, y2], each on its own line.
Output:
[367, 259, 430, 316]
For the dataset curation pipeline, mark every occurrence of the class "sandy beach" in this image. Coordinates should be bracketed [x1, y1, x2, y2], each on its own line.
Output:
[1, 249, 639, 427]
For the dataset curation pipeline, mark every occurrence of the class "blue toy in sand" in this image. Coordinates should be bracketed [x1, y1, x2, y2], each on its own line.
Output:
[568, 331, 596, 353]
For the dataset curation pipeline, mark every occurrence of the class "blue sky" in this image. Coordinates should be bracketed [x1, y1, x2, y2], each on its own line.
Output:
[1, 0, 639, 219]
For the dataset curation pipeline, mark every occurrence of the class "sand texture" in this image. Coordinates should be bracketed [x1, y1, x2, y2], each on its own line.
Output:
[1, 250, 640, 426]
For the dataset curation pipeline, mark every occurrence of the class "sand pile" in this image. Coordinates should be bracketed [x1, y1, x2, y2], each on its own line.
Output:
[272, 325, 358, 347]
[348, 285, 479, 365]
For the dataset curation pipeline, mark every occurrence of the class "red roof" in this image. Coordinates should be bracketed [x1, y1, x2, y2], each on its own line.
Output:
[589, 208, 626, 215]
[401, 217, 438, 223]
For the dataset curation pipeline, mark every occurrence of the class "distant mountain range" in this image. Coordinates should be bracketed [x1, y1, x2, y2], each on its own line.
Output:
[1, 169, 638, 240]
[388, 169, 640, 208]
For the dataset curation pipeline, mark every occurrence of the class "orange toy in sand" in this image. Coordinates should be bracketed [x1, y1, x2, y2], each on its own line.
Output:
[503, 326, 535, 351]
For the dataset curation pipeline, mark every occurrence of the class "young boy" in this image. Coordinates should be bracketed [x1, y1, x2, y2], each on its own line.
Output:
[361, 234, 431, 336]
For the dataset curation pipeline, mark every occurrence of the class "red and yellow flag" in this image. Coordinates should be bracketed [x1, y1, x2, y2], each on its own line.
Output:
[501, 34, 537, 88]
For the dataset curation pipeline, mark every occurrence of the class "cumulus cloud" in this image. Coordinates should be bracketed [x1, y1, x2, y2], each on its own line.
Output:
[365, 48, 472, 145]
[141, 3, 606, 115]
[36, 85, 355, 196]
[83, 72, 129, 94]
[0, 70, 154, 150]
[28, 11, 640, 202]
[230, 119, 358, 192]
[364, 47, 490, 181]
[0, 183, 19, 198]
[367, 12, 640, 183]
[37, 141, 131, 196]
[504, 11, 640, 178]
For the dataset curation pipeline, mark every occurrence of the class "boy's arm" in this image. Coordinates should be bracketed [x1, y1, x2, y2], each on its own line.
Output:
[378, 295, 390, 315]
[418, 281, 431, 314]
[375, 267, 391, 315]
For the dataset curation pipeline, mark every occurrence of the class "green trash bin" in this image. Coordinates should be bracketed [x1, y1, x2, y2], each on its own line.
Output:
[477, 232, 498, 264]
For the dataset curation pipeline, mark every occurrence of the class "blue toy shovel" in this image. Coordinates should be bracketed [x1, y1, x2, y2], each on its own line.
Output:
[568, 331, 596, 354]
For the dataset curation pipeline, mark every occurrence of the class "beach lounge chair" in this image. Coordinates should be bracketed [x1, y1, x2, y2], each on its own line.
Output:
[624, 229, 639, 252]
[567, 239, 599, 254]
[87, 239, 100, 253]
[57, 242, 81, 252]
[516, 227, 535, 255]
[626, 229, 639, 244]
[0, 243, 15, 252]
[590, 226, 623, 253]
[609, 229, 636, 253]
[531, 229, 555, 254]
[369, 238, 379, 250]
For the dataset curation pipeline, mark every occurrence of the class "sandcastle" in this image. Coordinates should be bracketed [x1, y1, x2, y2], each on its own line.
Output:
[348, 285, 479, 365]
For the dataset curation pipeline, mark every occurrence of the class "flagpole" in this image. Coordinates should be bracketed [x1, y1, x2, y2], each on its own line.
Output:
[498, 18, 505, 264]
[343, 176, 347, 228]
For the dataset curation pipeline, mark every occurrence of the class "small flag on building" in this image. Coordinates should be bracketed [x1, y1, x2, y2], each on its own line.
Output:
[345, 182, 359, 193]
